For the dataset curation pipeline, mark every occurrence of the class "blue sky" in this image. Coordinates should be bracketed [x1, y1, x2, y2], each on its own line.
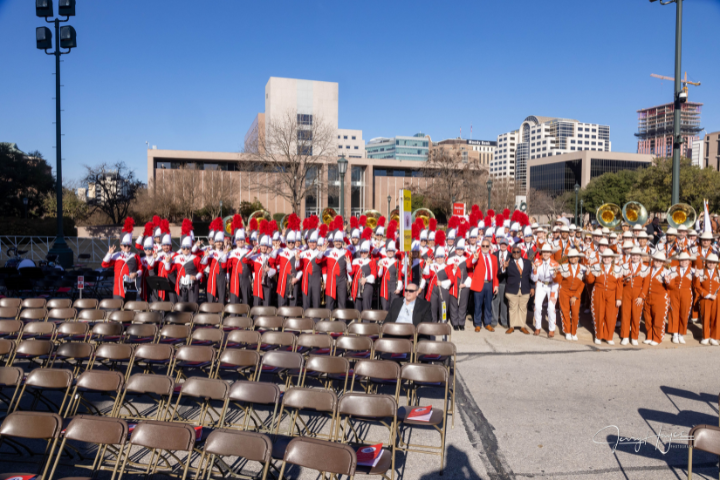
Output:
[1, 0, 719, 184]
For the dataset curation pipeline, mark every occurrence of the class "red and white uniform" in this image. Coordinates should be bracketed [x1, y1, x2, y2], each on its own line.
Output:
[165, 253, 203, 296]
[201, 249, 228, 298]
[102, 251, 143, 298]
[274, 248, 301, 298]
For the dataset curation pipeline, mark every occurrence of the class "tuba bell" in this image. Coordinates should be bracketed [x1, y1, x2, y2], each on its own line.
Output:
[321, 207, 337, 226]
[622, 201, 648, 226]
[666, 203, 696, 229]
[411, 208, 435, 228]
[596, 203, 622, 229]
[248, 210, 271, 224]
[362, 210, 382, 230]
[390, 208, 401, 225]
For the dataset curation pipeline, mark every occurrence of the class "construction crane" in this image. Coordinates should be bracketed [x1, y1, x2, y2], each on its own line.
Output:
[651, 72, 701, 102]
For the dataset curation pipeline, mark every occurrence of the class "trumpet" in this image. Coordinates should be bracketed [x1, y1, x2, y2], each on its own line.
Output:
[597, 203, 622, 229]
[667, 203, 696, 229]
[622, 201, 648, 226]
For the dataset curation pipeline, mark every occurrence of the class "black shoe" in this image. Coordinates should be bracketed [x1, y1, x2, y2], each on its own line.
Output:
[453, 325, 459, 331]
[459, 325, 465, 331]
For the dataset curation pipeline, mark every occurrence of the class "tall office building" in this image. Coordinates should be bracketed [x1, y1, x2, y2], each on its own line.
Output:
[636, 102, 702, 158]
[430, 138, 496, 166]
[366, 133, 431, 161]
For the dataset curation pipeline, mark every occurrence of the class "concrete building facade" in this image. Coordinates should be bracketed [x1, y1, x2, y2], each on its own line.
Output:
[430, 138, 496, 166]
[702, 131, 720, 171]
[636, 102, 702, 158]
[337, 129, 365, 158]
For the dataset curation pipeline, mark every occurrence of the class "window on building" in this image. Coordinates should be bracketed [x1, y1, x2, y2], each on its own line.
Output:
[352, 136, 356, 140]
[297, 114, 313, 126]
[354, 146, 358, 150]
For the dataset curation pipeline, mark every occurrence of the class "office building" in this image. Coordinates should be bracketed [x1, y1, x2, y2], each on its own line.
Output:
[691, 139, 704, 169]
[430, 138, 495, 166]
[701, 131, 720, 171]
[636, 102, 702, 158]
[528, 151, 653, 196]
[366, 133, 431, 161]
[337, 129, 365, 158]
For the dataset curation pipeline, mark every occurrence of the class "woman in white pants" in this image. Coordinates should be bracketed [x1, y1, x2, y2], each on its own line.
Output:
[531, 243, 560, 336]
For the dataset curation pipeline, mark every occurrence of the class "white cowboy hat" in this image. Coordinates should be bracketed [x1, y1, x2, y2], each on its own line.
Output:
[671, 251, 696, 262]
[567, 248, 584, 258]
[706, 253, 719, 263]
[699, 231, 714, 240]
[666, 228, 678, 236]
[651, 251, 667, 262]
[540, 243, 553, 253]
[628, 246, 647, 256]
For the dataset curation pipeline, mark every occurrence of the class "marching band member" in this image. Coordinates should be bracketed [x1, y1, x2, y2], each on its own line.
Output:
[102, 218, 143, 301]
[299, 230, 323, 310]
[349, 237, 378, 312]
[554, 248, 586, 341]
[552, 225, 573, 263]
[154, 223, 175, 302]
[138, 235, 156, 302]
[424, 243, 456, 324]
[447, 238, 472, 331]
[274, 230, 302, 307]
[317, 230, 352, 310]
[164, 234, 203, 303]
[586, 250, 623, 345]
[643, 252, 673, 346]
[619, 246, 649, 345]
[531, 244, 560, 336]
[227, 215, 253, 305]
[377, 240, 403, 311]
[667, 251, 695, 344]
[243, 234, 276, 307]
[693, 253, 720, 345]
[202, 222, 229, 305]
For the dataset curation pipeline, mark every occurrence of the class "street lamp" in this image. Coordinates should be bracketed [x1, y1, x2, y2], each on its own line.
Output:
[579, 199, 584, 228]
[36, 0, 77, 268]
[337, 155, 348, 221]
[574, 184, 580, 226]
[486, 177, 493, 211]
[650, 0, 684, 205]
[22, 197, 28, 219]
[387, 195, 392, 219]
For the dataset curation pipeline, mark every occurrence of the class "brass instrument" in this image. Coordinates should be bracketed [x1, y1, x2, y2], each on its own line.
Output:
[222, 215, 234, 235]
[248, 210, 271, 224]
[390, 208, 400, 225]
[667, 203, 696, 229]
[322, 207, 337, 226]
[362, 210, 382, 230]
[622, 201, 648, 226]
[261, 254, 269, 286]
[412, 208, 435, 228]
[596, 203, 622, 229]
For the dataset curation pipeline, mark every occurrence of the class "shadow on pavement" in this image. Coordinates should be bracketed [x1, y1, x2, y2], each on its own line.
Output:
[417, 445, 483, 480]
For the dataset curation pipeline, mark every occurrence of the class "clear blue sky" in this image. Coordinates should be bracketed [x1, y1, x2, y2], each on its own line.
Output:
[1, 0, 719, 184]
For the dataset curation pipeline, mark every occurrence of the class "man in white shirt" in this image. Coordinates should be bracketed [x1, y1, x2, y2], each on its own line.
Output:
[385, 283, 432, 326]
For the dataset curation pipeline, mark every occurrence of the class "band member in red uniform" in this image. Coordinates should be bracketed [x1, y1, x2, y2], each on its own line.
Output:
[202, 218, 230, 304]
[317, 229, 352, 310]
[275, 230, 302, 307]
[135, 221, 155, 301]
[227, 215, 253, 305]
[243, 234, 276, 307]
[164, 234, 204, 303]
[378, 241, 403, 311]
[300, 229, 323, 310]
[447, 238, 472, 331]
[424, 244, 456, 323]
[154, 221, 175, 302]
[102, 217, 143, 301]
[349, 238, 378, 312]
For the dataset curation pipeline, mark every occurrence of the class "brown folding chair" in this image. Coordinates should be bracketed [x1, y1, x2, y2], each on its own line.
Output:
[173, 301, 199, 313]
[91, 343, 135, 379]
[315, 320, 347, 338]
[296, 333, 333, 356]
[13, 368, 73, 414]
[166, 377, 230, 432]
[257, 351, 304, 387]
[193, 313, 221, 329]
[123, 324, 158, 344]
[214, 349, 260, 381]
[21, 298, 47, 309]
[223, 303, 250, 318]
[98, 298, 123, 312]
[164, 311, 194, 326]
[0, 307, 19, 321]
[277, 306, 304, 319]
[361, 309, 388, 324]
[416, 340, 457, 428]
[222, 314, 254, 332]
[381, 322, 416, 340]
[158, 324, 191, 345]
[0, 367, 23, 413]
[396, 363, 450, 474]
[50, 342, 95, 377]
[333, 308, 361, 323]
[351, 359, 401, 395]
[348, 322, 381, 338]
[77, 308, 106, 324]
[116, 373, 175, 422]
[335, 335, 374, 362]
[416, 321, 453, 342]
[64, 370, 125, 417]
[373, 338, 414, 363]
[89, 321, 124, 344]
[254, 315, 284, 332]
[260, 331, 296, 352]
[282, 317, 315, 335]
[0, 339, 15, 367]
[250, 306, 276, 319]
[335, 393, 398, 480]
[304, 307, 332, 322]
[19, 308, 48, 323]
[10, 339, 54, 370]
[224, 381, 281, 433]
[123, 300, 149, 312]
[116, 421, 196, 480]
[0, 298, 21, 309]
[271, 387, 338, 462]
[0, 412, 63, 479]
[278, 437, 357, 480]
[0, 319, 23, 340]
[133, 343, 175, 375]
[224, 329, 261, 350]
[107, 310, 135, 325]
[199, 302, 224, 314]
[149, 300, 174, 315]
[196, 429, 272, 480]
[46, 298, 72, 310]
[19, 320, 56, 341]
[55, 321, 90, 343]
[190, 327, 224, 348]
[302, 355, 350, 394]
[72, 298, 99, 311]
[171, 345, 215, 380]
[133, 311, 163, 325]
[687, 424, 720, 479]
[47, 415, 128, 480]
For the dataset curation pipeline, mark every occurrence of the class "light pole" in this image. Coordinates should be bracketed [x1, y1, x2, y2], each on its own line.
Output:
[387, 195, 391, 219]
[219, 200, 223, 217]
[650, 0, 683, 205]
[574, 184, 579, 226]
[579, 199, 584, 228]
[23, 197, 28, 219]
[337, 155, 348, 221]
[36, 0, 77, 268]
[486, 177, 493, 211]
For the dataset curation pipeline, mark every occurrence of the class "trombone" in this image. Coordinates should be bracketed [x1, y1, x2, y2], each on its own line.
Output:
[596, 203, 622, 229]
[622, 201, 648, 226]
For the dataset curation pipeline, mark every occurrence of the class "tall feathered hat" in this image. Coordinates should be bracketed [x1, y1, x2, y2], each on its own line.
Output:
[232, 214, 245, 241]
[121, 217, 135, 246]
[160, 219, 171, 246]
[136, 221, 154, 250]
[152, 215, 162, 238]
[375, 216, 386, 236]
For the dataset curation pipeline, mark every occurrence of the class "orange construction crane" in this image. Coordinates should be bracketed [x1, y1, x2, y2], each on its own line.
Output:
[650, 72, 701, 102]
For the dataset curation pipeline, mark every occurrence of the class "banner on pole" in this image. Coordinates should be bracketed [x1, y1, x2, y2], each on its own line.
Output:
[400, 190, 412, 252]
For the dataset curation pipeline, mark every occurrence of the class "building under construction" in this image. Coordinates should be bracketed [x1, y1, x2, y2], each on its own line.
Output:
[635, 102, 702, 158]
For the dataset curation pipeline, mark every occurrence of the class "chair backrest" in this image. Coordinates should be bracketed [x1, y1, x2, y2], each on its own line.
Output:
[173, 302, 199, 313]
[55, 341, 94, 360]
[282, 317, 314, 333]
[73, 298, 99, 310]
[159, 324, 191, 341]
[191, 327, 223, 346]
[224, 303, 250, 317]
[296, 333, 333, 351]
[228, 380, 281, 405]
[57, 321, 89, 337]
[354, 360, 400, 382]
[282, 387, 337, 413]
[177, 376, 229, 401]
[19, 308, 48, 322]
[254, 316, 284, 331]
[217, 349, 260, 370]
[381, 322, 416, 339]
[77, 309, 106, 323]
[374, 338, 414, 355]
[0, 339, 15, 358]
[417, 322, 453, 338]
[134, 343, 174, 362]
[25, 368, 73, 389]
[282, 437, 356, 477]
[193, 313, 221, 327]
[361, 309, 387, 323]
[0, 307, 19, 320]
[91, 322, 124, 339]
[75, 370, 125, 393]
[337, 392, 396, 419]
[689, 424, 720, 455]
[22, 298, 47, 309]
[98, 298, 124, 311]
[401, 363, 448, 384]
[47, 298, 72, 309]
[125, 373, 174, 395]
[63, 414, 128, 445]
[0, 298, 21, 309]
[249, 306, 276, 318]
[0, 411, 63, 440]
[332, 308, 360, 322]
[129, 420, 196, 452]
[0, 319, 23, 336]
[134, 311, 163, 324]
[164, 312, 194, 325]
[47, 308, 77, 322]
[204, 429, 272, 463]
[22, 320, 56, 337]
[304, 308, 331, 321]
[175, 345, 214, 366]
[260, 331, 296, 349]
[348, 322, 381, 337]
[276, 306, 304, 318]
[94, 343, 134, 362]
[107, 310, 135, 324]
[124, 324, 158, 340]
[149, 301, 174, 313]
[124, 301, 149, 312]
[0, 366, 23, 388]
[416, 340, 456, 358]
[226, 330, 261, 348]
[199, 302, 224, 314]
[261, 351, 303, 371]
[222, 315, 254, 331]
[314, 321, 347, 335]
[335, 335, 373, 356]
[305, 355, 349, 376]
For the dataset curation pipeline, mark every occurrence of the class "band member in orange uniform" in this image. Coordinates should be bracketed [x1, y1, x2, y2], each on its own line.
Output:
[586, 250, 623, 345]
[667, 251, 695, 344]
[620, 246, 650, 346]
[643, 252, 674, 346]
[693, 253, 720, 346]
[554, 248, 586, 341]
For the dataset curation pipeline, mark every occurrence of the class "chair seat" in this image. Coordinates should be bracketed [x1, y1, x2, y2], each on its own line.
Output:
[175, 361, 212, 368]
[417, 354, 449, 363]
[350, 445, 393, 475]
[398, 406, 444, 426]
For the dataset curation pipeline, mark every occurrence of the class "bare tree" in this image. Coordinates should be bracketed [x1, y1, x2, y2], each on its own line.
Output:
[82, 161, 144, 225]
[174, 165, 200, 220]
[420, 146, 489, 217]
[200, 169, 238, 219]
[243, 109, 335, 215]
[527, 188, 570, 223]
[488, 177, 518, 213]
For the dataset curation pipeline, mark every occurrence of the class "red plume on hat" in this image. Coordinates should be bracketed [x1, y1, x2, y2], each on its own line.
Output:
[269, 220, 278, 233]
[318, 224, 329, 238]
[483, 216, 493, 227]
[211, 218, 223, 233]
[471, 204, 480, 214]
[287, 213, 300, 231]
[429, 218, 437, 232]
[142, 222, 153, 237]
[469, 211, 480, 228]
[448, 216, 460, 230]
[152, 215, 161, 229]
[435, 230, 446, 247]
[511, 210, 521, 223]
[520, 212, 530, 227]
[249, 218, 258, 232]
[386, 220, 398, 241]
[302, 218, 309, 230]
[350, 216, 359, 230]
[502, 208, 511, 218]
[181, 219, 193, 237]
[359, 215, 367, 228]
[495, 214, 505, 227]
[412, 222, 420, 240]
[334, 216, 344, 231]
[362, 227, 373, 240]
[377, 216, 386, 228]
[309, 215, 320, 230]
[232, 214, 244, 234]
[458, 222, 469, 239]
[122, 217, 135, 234]
[259, 219, 270, 236]
[414, 217, 425, 231]
[160, 219, 170, 235]
[486, 209, 495, 218]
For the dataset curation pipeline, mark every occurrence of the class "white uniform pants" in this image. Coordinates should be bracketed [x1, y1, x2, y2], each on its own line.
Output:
[534, 282, 559, 331]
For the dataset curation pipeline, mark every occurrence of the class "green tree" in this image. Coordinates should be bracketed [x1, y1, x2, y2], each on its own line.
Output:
[580, 169, 639, 213]
[42, 187, 90, 221]
[239, 199, 265, 220]
[0, 144, 55, 218]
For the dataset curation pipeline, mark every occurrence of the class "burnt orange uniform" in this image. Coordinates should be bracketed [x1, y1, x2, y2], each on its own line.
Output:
[554, 263, 586, 336]
[552, 239, 573, 264]
[620, 262, 650, 341]
[667, 266, 694, 336]
[693, 268, 720, 341]
[689, 246, 716, 321]
[643, 267, 673, 344]
[586, 263, 623, 342]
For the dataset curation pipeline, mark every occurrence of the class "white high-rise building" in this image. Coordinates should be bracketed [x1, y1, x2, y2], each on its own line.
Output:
[490, 131, 519, 179]
[691, 139, 704, 169]
[337, 129, 365, 158]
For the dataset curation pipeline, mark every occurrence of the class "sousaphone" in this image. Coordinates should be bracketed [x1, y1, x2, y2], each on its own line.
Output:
[596, 203, 621, 229]
[248, 210, 271, 224]
[667, 203, 696, 229]
[622, 201, 648, 226]
[412, 208, 435, 228]
[322, 207, 337, 226]
[362, 210, 382, 230]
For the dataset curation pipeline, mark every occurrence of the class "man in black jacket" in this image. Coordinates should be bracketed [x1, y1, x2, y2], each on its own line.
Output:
[504, 245, 534, 334]
[646, 216, 664, 246]
[384, 283, 433, 326]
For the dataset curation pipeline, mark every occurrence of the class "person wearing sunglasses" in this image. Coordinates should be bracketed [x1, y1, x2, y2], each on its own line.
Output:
[469, 238, 499, 332]
[504, 245, 534, 334]
[385, 282, 431, 326]
[163, 234, 204, 303]
[102, 217, 143, 301]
